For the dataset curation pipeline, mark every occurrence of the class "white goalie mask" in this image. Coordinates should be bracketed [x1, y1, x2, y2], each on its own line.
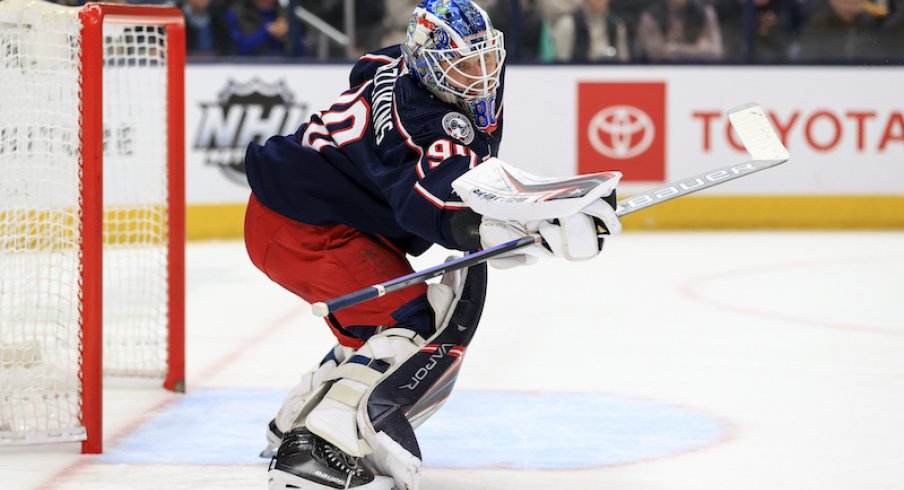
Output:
[402, 0, 506, 132]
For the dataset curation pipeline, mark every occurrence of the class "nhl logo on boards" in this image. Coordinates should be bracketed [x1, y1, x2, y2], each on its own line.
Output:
[193, 78, 308, 186]
[442, 112, 475, 145]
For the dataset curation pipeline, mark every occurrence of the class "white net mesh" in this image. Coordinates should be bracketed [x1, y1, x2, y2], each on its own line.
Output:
[0, 0, 173, 445]
[101, 23, 170, 378]
[0, 0, 85, 446]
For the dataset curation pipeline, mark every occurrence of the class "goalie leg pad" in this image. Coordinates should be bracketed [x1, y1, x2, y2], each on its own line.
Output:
[274, 344, 355, 433]
[357, 262, 488, 490]
[305, 328, 425, 457]
[261, 344, 354, 458]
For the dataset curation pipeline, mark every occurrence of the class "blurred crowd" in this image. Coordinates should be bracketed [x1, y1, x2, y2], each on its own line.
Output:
[48, 0, 904, 63]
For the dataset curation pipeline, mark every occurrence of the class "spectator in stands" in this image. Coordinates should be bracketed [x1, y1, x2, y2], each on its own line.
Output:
[610, 0, 659, 57]
[302, 0, 387, 57]
[227, 0, 306, 57]
[715, 0, 792, 62]
[636, 0, 724, 61]
[551, 0, 630, 61]
[539, 0, 580, 21]
[878, 0, 904, 60]
[380, 0, 421, 48]
[181, 0, 234, 56]
[797, 0, 880, 61]
[488, 0, 548, 61]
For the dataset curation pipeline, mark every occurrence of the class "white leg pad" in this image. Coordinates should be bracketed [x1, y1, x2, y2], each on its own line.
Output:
[365, 431, 423, 490]
[305, 379, 372, 457]
[353, 262, 482, 490]
[305, 329, 425, 458]
[274, 344, 354, 434]
[358, 329, 423, 365]
[273, 372, 322, 434]
[426, 283, 454, 330]
[427, 258, 463, 330]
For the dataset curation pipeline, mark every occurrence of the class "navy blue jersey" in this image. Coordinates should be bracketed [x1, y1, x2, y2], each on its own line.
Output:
[244, 46, 504, 256]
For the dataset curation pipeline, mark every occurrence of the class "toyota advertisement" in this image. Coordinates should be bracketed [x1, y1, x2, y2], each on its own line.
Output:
[184, 64, 902, 216]
[506, 67, 902, 196]
[576, 81, 666, 182]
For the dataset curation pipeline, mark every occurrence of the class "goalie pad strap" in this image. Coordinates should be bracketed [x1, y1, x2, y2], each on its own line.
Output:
[327, 363, 385, 386]
[366, 330, 424, 360]
[324, 381, 366, 407]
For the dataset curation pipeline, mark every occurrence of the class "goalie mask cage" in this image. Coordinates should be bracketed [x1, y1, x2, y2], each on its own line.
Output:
[0, 0, 185, 454]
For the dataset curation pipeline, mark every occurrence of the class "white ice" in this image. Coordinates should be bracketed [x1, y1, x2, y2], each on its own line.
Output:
[2, 231, 903, 490]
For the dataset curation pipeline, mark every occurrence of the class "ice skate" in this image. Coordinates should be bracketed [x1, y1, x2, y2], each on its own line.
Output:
[268, 427, 392, 490]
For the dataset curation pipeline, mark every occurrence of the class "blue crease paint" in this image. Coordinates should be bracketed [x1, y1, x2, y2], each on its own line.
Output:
[101, 388, 724, 469]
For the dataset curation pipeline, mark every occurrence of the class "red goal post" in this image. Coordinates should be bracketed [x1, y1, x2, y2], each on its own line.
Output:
[0, 0, 185, 454]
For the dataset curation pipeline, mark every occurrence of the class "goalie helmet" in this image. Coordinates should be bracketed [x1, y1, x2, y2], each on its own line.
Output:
[402, 0, 506, 132]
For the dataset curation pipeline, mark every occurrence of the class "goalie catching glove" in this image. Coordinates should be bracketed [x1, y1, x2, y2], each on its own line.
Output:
[478, 195, 620, 267]
[451, 158, 622, 268]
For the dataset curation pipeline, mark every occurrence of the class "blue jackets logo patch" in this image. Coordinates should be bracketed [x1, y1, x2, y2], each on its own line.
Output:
[442, 112, 475, 145]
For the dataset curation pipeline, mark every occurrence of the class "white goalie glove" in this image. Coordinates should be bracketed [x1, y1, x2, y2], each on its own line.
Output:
[452, 158, 622, 269]
[479, 197, 621, 268]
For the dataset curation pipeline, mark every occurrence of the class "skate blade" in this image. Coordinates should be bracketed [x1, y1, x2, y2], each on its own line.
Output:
[259, 445, 276, 459]
[268, 469, 393, 490]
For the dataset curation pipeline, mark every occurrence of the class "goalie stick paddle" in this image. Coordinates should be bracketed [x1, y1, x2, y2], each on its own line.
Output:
[311, 103, 789, 318]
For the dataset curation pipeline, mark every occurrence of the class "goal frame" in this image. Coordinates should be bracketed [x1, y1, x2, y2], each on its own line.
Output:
[78, 4, 186, 454]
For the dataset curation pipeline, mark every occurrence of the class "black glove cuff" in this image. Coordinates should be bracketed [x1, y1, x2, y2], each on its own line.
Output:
[450, 208, 483, 250]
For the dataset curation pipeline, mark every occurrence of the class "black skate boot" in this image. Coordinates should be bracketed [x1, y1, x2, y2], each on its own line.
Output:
[268, 428, 392, 490]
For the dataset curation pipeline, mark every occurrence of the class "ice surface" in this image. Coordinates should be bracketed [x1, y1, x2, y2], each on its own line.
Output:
[3, 232, 903, 490]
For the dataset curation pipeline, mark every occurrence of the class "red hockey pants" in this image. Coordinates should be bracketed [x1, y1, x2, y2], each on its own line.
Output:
[244, 194, 428, 348]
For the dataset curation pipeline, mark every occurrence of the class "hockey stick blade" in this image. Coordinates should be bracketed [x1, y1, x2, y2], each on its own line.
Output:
[617, 103, 789, 217]
[311, 103, 788, 317]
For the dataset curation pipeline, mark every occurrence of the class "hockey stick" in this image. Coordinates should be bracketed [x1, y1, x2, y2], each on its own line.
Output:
[311, 103, 789, 318]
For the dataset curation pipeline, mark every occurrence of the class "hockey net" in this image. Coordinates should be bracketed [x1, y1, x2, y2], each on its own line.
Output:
[0, 0, 185, 453]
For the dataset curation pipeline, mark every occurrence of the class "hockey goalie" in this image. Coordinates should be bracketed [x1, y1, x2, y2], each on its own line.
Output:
[241, 1, 622, 488]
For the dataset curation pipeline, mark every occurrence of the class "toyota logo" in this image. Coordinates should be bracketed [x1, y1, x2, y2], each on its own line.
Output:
[587, 105, 656, 159]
